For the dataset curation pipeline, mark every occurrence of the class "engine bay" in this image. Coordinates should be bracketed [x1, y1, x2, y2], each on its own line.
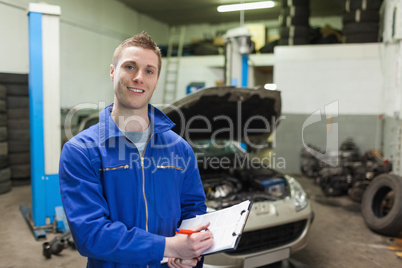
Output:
[201, 172, 290, 210]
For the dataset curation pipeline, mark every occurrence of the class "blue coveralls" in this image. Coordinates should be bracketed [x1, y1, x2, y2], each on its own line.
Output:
[59, 104, 206, 267]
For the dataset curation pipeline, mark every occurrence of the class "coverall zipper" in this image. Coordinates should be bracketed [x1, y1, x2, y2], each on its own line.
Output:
[125, 134, 154, 233]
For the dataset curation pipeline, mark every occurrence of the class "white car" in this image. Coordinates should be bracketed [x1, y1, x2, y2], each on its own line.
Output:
[76, 86, 314, 267]
[163, 86, 314, 267]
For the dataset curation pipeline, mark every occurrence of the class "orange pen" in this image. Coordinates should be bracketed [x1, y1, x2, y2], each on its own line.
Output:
[175, 228, 200, 235]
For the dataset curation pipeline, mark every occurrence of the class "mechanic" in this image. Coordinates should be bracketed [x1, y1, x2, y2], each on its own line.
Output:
[59, 31, 214, 268]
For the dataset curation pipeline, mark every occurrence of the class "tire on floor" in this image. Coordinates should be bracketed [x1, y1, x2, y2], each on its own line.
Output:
[361, 173, 402, 237]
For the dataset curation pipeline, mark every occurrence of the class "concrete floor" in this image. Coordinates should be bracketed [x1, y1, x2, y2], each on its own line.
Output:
[0, 175, 401, 268]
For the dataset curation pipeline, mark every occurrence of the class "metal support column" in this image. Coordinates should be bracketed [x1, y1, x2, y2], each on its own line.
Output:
[24, 3, 63, 238]
[224, 27, 253, 88]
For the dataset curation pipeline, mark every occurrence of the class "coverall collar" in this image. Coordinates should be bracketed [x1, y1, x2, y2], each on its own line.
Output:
[99, 103, 175, 144]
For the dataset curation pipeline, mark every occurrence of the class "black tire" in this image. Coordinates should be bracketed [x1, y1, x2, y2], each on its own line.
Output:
[343, 33, 380, 43]
[7, 129, 30, 141]
[0, 73, 28, 84]
[11, 177, 30, 186]
[10, 164, 30, 179]
[345, 0, 383, 12]
[279, 15, 309, 27]
[0, 141, 8, 156]
[6, 96, 29, 109]
[0, 100, 5, 112]
[0, 85, 6, 100]
[9, 152, 30, 165]
[0, 113, 6, 127]
[0, 155, 9, 169]
[343, 9, 380, 23]
[8, 140, 29, 154]
[278, 37, 309, 45]
[7, 119, 29, 129]
[361, 173, 402, 237]
[343, 22, 379, 34]
[280, 26, 310, 38]
[0, 126, 6, 142]
[6, 108, 29, 119]
[0, 180, 12, 194]
[280, 0, 310, 8]
[6, 84, 28, 96]
[280, 6, 310, 17]
[0, 167, 11, 182]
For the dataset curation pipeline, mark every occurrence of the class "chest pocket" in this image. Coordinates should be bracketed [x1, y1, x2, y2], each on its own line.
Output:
[99, 163, 136, 198]
[156, 165, 183, 171]
[100, 164, 130, 172]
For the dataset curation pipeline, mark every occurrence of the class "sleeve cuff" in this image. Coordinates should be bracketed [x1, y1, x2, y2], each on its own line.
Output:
[151, 234, 166, 263]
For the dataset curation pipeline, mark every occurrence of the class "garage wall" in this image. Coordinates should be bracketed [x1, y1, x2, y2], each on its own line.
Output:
[273, 43, 384, 173]
[0, 0, 169, 108]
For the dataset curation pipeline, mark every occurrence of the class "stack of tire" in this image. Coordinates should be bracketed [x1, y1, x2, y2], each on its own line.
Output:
[279, 0, 310, 46]
[7, 84, 31, 186]
[0, 85, 11, 194]
[343, 0, 383, 43]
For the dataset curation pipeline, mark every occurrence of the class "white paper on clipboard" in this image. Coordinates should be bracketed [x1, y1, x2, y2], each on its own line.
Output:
[179, 200, 252, 254]
[161, 200, 252, 263]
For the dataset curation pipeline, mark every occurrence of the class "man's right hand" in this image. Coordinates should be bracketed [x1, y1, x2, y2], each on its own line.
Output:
[164, 222, 214, 260]
[167, 257, 200, 268]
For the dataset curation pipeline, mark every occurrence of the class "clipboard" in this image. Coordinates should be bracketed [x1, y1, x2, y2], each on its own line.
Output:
[179, 200, 253, 255]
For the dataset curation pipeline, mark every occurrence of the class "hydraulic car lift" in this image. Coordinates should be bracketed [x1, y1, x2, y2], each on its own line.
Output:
[21, 3, 66, 240]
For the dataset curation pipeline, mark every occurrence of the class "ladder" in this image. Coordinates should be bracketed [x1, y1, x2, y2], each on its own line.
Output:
[162, 26, 186, 104]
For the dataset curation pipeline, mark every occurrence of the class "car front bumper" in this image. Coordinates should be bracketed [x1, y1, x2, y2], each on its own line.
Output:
[203, 199, 314, 268]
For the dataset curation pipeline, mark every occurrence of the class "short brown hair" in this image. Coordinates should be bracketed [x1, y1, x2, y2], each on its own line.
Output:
[112, 31, 162, 76]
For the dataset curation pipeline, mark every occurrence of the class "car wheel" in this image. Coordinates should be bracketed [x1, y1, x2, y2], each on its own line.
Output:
[361, 174, 402, 237]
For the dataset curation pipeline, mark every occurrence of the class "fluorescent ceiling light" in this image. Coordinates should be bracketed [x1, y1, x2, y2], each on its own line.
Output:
[264, 83, 277, 90]
[217, 1, 275, 12]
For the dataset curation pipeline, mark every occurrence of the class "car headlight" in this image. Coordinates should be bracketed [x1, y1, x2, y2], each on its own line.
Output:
[286, 175, 308, 212]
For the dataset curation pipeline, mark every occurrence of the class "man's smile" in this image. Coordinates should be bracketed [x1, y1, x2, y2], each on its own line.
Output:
[128, 87, 145, 93]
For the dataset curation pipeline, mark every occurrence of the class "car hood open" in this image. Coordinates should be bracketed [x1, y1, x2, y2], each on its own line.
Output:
[161, 86, 281, 145]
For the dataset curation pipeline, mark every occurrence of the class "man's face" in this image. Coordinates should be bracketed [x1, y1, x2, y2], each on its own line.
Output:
[110, 46, 159, 114]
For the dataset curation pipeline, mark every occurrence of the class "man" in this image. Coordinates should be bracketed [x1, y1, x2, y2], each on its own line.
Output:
[59, 32, 213, 268]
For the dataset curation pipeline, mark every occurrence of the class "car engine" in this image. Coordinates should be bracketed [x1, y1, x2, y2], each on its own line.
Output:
[201, 173, 289, 210]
